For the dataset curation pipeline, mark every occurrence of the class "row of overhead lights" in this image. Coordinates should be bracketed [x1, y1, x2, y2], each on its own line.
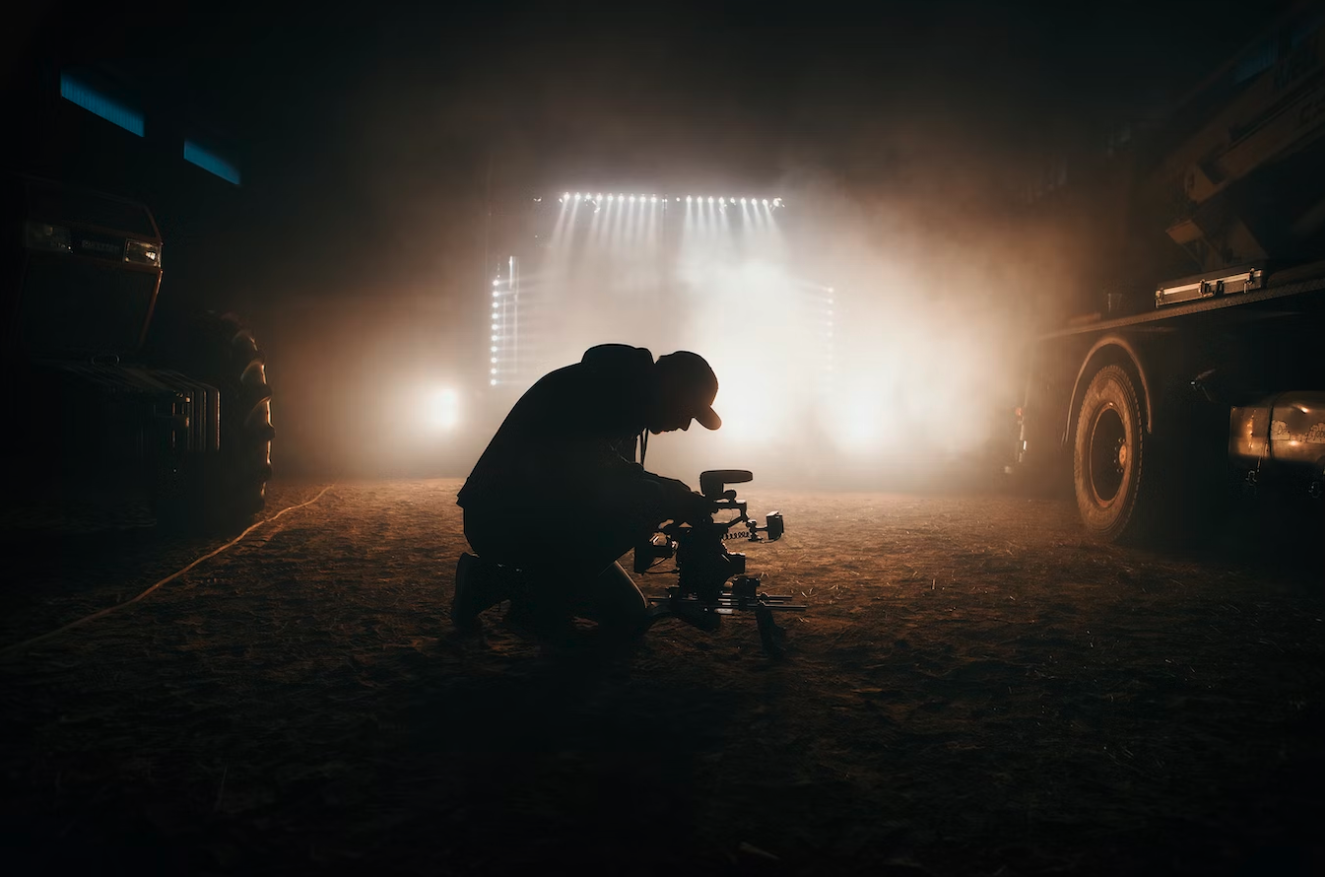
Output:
[557, 192, 783, 207]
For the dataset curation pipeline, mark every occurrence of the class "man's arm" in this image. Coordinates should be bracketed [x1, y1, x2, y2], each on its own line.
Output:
[572, 435, 710, 524]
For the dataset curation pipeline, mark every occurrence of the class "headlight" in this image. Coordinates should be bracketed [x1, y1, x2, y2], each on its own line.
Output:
[427, 387, 460, 431]
[22, 220, 72, 253]
[124, 238, 162, 267]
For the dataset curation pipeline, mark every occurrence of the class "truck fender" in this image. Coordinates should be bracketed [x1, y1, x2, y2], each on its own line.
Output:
[1062, 335, 1155, 449]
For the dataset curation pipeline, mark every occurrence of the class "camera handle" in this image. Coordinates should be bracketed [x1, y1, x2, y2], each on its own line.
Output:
[699, 469, 753, 499]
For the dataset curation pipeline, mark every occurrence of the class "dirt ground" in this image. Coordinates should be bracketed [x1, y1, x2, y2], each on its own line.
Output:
[1, 479, 1322, 877]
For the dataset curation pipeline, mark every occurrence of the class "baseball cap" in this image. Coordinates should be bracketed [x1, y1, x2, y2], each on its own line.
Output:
[659, 350, 721, 430]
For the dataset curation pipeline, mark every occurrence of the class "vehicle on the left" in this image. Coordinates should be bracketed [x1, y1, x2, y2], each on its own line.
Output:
[2, 174, 273, 532]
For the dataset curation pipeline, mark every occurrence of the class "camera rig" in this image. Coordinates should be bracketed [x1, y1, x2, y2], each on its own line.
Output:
[637, 469, 804, 656]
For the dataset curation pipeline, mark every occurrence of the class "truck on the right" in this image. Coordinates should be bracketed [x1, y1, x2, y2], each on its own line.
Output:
[1013, 4, 1325, 543]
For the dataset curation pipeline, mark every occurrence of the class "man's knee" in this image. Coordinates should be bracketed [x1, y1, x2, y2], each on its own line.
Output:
[577, 562, 648, 630]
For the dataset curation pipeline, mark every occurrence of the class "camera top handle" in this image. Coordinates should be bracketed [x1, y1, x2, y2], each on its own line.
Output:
[699, 469, 753, 500]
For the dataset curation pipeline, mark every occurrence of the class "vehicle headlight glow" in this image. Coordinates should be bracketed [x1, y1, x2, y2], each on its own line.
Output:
[124, 238, 162, 266]
[427, 388, 460, 431]
[21, 221, 72, 253]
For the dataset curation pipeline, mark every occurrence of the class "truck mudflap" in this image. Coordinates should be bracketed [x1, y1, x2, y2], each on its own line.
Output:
[1230, 392, 1325, 492]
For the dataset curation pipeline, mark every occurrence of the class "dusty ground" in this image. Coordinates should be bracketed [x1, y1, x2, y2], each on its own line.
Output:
[1, 479, 1322, 876]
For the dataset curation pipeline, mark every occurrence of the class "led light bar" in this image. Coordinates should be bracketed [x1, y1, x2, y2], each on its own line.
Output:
[487, 255, 522, 388]
[554, 192, 784, 206]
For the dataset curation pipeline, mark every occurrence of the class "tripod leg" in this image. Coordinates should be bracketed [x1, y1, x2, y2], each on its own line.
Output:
[643, 603, 674, 629]
[755, 604, 786, 659]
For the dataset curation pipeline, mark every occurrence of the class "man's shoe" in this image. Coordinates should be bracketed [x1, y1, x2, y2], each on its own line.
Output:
[654, 599, 722, 632]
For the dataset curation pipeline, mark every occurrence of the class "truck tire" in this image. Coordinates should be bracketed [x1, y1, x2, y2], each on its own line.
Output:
[1073, 364, 1150, 542]
[156, 312, 273, 531]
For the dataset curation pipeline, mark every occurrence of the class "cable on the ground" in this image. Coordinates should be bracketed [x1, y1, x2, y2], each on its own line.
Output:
[0, 484, 336, 659]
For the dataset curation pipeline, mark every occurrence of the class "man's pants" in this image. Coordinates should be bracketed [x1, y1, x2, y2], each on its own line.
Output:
[462, 501, 655, 634]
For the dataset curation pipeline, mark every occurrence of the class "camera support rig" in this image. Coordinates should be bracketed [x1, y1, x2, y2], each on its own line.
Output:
[637, 470, 804, 657]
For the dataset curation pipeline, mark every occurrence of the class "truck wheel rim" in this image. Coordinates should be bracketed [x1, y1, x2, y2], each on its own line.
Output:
[1088, 405, 1127, 504]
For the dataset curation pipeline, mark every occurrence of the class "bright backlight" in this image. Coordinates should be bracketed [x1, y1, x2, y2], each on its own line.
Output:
[427, 388, 460, 431]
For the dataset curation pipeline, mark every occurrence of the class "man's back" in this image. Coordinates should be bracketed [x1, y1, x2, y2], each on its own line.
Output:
[457, 344, 654, 511]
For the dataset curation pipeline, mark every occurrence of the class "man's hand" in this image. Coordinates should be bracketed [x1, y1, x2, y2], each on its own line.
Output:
[661, 478, 713, 524]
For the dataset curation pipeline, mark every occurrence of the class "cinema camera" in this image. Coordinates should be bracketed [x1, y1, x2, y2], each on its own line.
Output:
[637, 470, 804, 656]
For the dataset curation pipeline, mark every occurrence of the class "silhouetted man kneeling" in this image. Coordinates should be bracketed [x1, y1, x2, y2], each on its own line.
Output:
[452, 344, 721, 643]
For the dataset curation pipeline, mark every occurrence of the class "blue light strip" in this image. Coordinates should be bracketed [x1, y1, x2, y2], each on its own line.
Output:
[59, 73, 144, 137]
[183, 140, 241, 186]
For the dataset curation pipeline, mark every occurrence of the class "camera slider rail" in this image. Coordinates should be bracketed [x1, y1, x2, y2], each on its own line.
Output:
[648, 592, 807, 616]
[647, 576, 806, 615]
[646, 575, 806, 658]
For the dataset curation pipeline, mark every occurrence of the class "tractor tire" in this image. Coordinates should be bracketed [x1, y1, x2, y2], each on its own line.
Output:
[157, 312, 273, 532]
[1072, 364, 1152, 543]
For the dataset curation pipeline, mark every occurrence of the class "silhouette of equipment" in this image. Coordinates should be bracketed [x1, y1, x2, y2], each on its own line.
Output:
[637, 469, 803, 657]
